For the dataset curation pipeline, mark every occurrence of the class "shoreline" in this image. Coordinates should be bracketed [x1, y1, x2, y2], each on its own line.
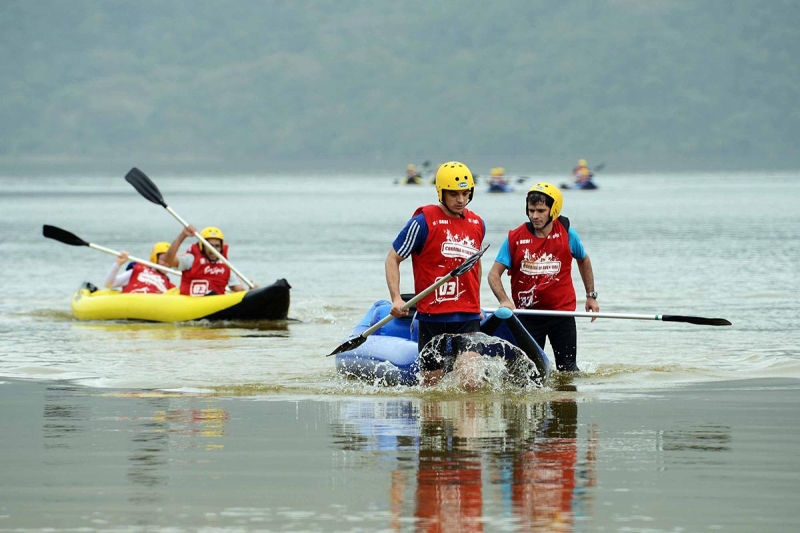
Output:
[3, 374, 800, 397]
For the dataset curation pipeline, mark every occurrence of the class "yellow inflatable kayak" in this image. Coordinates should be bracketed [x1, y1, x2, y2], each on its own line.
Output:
[70, 278, 291, 322]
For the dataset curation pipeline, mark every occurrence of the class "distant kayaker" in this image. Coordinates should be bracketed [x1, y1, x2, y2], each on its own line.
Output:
[163, 225, 248, 296]
[487, 182, 599, 372]
[575, 166, 593, 186]
[404, 164, 423, 185]
[572, 159, 593, 178]
[488, 167, 510, 187]
[385, 161, 487, 386]
[104, 242, 176, 294]
[572, 159, 595, 186]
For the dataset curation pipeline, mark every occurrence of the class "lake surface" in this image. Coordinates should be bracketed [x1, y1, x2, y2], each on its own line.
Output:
[1, 169, 799, 531]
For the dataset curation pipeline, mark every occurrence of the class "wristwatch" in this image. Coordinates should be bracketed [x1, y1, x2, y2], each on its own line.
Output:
[586, 291, 598, 299]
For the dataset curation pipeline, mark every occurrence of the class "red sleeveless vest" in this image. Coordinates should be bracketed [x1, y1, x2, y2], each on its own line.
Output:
[179, 243, 230, 296]
[507, 219, 576, 311]
[122, 263, 175, 294]
[411, 204, 485, 315]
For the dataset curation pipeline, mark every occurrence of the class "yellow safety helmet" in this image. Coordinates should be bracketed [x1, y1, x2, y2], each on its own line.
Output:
[435, 161, 474, 203]
[149, 242, 171, 264]
[407, 164, 416, 171]
[578, 159, 588, 167]
[527, 182, 563, 220]
[490, 167, 505, 177]
[199, 226, 225, 253]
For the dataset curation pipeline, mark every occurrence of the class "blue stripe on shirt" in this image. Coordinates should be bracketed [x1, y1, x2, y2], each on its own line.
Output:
[393, 213, 429, 257]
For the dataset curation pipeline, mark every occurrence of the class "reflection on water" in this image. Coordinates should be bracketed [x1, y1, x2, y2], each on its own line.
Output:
[75, 319, 290, 340]
[2, 380, 783, 531]
[331, 396, 599, 532]
[43, 386, 88, 451]
[42, 386, 230, 507]
[128, 398, 170, 498]
[661, 425, 732, 453]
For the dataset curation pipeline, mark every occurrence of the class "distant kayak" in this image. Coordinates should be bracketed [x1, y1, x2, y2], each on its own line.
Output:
[561, 180, 598, 190]
[401, 176, 424, 185]
[487, 182, 514, 193]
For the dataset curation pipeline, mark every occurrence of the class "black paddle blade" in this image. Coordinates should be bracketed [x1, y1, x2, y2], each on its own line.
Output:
[42, 225, 88, 247]
[327, 334, 368, 357]
[662, 315, 732, 326]
[125, 167, 167, 207]
[450, 245, 489, 277]
[593, 162, 606, 172]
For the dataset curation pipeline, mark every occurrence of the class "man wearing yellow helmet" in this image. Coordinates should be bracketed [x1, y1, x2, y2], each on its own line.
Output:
[104, 242, 176, 293]
[487, 183, 599, 372]
[385, 161, 486, 386]
[163, 224, 246, 296]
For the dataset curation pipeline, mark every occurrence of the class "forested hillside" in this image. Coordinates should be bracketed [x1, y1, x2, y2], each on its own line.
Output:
[2, 0, 798, 173]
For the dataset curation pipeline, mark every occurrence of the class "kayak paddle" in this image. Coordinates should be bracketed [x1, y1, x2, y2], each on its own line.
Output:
[482, 308, 731, 326]
[328, 245, 490, 356]
[124, 167, 255, 289]
[42, 224, 181, 277]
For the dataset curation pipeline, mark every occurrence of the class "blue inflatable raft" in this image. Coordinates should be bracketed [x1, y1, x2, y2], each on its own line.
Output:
[334, 301, 550, 386]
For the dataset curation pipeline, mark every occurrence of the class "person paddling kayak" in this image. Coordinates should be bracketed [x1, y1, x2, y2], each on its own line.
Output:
[104, 242, 175, 294]
[163, 225, 252, 296]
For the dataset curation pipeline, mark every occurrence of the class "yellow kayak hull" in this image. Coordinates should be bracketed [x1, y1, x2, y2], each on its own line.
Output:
[70, 279, 291, 322]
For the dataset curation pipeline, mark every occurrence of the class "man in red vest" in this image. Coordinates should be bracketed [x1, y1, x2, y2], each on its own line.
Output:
[385, 161, 487, 386]
[487, 182, 599, 372]
[163, 225, 247, 296]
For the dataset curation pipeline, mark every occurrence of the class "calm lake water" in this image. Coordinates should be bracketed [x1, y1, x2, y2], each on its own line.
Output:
[1, 170, 799, 531]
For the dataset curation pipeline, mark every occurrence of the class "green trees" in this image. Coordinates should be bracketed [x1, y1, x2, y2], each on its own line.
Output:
[2, 1, 798, 171]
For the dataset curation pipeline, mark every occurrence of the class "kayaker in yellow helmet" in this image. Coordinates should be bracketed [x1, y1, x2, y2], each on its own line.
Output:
[488, 167, 510, 188]
[104, 242, 176, 294]
[572, 159, 594, 184]
[488, 182, 599, 372]
[385, 161, 486, 386]
[404, 164, 423, 185]
[163, 225, 250, 296]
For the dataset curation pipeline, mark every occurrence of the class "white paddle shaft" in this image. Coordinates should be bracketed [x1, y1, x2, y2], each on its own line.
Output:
[87, 243, 181, 277]
[165, 205, 255, 288]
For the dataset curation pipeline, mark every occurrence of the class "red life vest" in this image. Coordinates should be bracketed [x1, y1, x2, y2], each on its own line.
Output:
[415, 457, 483, 528]
[511, 439, 577, 526]
[122, 263, 175, 294]
[411, 204, 485, 315]
[573, 166, 593, 183]
[179, 243, 230, 296]
[507, 218, 576, 311]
